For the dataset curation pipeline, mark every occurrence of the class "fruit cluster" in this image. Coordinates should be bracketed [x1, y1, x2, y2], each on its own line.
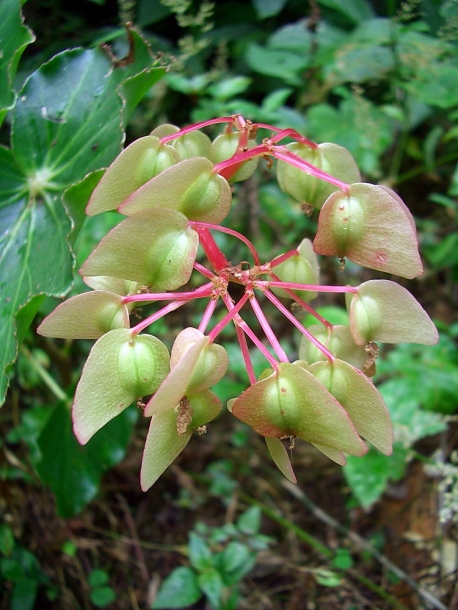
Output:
[38, 115, 438, 490]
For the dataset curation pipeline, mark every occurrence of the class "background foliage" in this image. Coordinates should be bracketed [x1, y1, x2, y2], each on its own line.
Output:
[1, 0, 457, 608]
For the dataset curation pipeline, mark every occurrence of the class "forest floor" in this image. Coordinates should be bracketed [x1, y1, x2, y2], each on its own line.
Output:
[2, 412, 457, 610]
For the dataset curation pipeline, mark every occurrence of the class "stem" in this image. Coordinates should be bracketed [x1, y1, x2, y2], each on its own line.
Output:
[198, 297, 219, 334]
[396, 150, 458, 185]
[269, 249, 298, 269]
[193, 261, 217, 280]
[192, 222, 260, 266]
[272, 147, 350, 193]
[221, 293, 278, 371]
[249, 293, 289, 363]
[130, 300, 188, 335]
[257, 280, 358, 294]
[234, 323, 257, 385]
[263, 289, 335, 362]
[267, 271, 333, 328]
[193, 226, 230, 273]
[255, 124, 318, 148]
[207, 292, 250, 342]
[20, 345, 68, 403]
[213, 143, 269, 175]
[159, 116, 234, 144]
[122, 283, 215, 304]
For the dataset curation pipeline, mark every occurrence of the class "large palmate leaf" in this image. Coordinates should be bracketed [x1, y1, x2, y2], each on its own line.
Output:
[0, 29, 165, 405]
[0, 0, 35, 126]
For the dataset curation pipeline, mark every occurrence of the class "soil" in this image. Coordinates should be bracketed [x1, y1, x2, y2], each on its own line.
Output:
[1, 412, 456, 610]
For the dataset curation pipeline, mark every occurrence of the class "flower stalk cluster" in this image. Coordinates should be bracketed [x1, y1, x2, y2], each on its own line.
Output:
[38, 115, 438, 490]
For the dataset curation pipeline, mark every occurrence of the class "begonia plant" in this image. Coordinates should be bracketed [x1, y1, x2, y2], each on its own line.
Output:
[37, 115, 438, 490]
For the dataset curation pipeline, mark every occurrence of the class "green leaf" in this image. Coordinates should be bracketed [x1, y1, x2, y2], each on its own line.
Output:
[325, 43, 394, 85]
[245, 43, 309, 85]
[197, 568, 224, 610]
[189, 533, 213, 571]
[63, 170, 105, 244]
[236, 505, 261, 536]
[0, 147, 73, 405]
[0, 524, 15, 557]
[316, 0, 374, 24]
[379, 379, 447, 437]
[88, 569, 110, 587]
[36, 401, 138, 517]
[331, 548, 353, 570]
[343, 444, 408, 509]
[269, 22, 312, 53]
[207, 77, 252, 101]
[0, 30, 164, 406]
[11, 578, 38, 610]
[306, 97, 393, 176]
[314, 569, 342, 588]
[220, 542, 254, 582]
[0, 0, 35, 126]
[378, 337, 458, 415]
[11, 32, 164, 182]
[0, 547, 41, 581]
[90, 586, 116, 608]
[252, 0, 288, 19]
[152, 566, 202, 609]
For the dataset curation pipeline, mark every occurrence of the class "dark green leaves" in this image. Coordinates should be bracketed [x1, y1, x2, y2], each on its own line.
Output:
[0, 0, 35, 126]
[151, 567, 202, 609]
[36, 402, 138, 517]
[0, 28, 165, 405]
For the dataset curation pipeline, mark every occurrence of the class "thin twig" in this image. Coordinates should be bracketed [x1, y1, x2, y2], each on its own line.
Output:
[116, 493, 150, 584]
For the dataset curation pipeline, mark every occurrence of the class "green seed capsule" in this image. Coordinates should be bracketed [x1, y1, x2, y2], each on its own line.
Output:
[117, 338, 159, 397]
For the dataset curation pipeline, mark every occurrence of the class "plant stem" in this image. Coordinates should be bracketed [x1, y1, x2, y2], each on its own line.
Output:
[193, 226, 231, 273]
[159, 116, 234, 144]
[20, 345, 68, 403]
[260, 281, 357, 294]
[192, 221, 260, 266]
[122, 283, 215, 304]
[221, 293, 278, 370]
[249, 294, 289, 362]
[262, 289, 335, 361]
[130, 300, 188, 334]
[272, 148, 350, 192]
